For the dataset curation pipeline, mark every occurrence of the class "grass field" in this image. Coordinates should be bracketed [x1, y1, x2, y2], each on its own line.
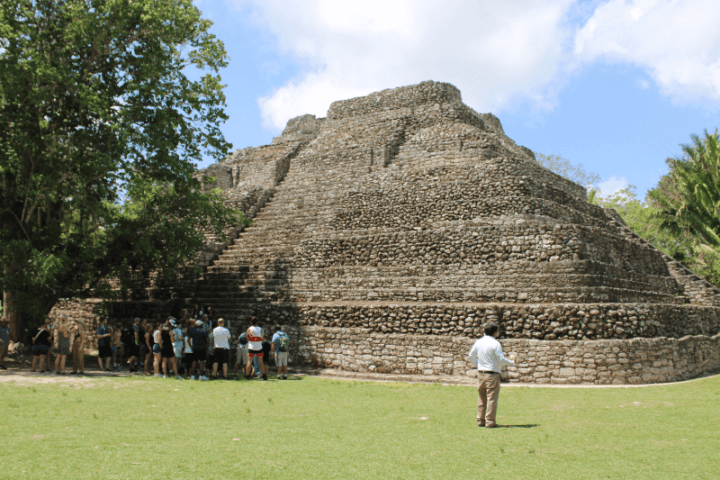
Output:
[2, 373, 719, 479]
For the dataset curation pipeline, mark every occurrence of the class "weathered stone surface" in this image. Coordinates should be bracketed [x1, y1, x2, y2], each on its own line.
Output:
[51, 81, 720, 383]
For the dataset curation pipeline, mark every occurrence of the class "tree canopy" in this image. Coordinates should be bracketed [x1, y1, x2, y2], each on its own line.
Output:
[0, 0, 244, 337]
[534, 153, 601, 190]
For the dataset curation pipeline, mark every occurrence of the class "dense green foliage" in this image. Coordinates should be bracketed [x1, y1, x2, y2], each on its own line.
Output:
[592, 132, 720, 287]
[2, 375, 719, 479]
[0, 1, 243, 330]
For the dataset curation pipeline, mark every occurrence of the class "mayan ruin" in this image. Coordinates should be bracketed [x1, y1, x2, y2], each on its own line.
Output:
[51, 81, 720, 384]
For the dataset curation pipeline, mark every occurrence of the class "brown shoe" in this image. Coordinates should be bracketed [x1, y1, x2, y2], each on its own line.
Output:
[486, 424, 499, 428]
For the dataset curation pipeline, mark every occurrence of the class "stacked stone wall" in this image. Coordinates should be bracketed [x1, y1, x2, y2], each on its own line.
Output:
[289, 326, 720, 385]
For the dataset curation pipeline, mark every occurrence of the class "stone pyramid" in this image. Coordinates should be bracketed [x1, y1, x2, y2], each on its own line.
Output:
[53, 81, 720, 384]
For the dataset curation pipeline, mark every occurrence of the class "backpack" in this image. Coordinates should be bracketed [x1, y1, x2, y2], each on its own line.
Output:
[238, 332, 248, 346]
[278, 333, 289, 353]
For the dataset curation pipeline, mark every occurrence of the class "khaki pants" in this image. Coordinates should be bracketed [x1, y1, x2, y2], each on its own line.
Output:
[477, 372, 501, 427]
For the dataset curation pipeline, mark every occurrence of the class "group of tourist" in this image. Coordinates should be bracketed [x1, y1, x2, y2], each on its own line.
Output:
[125, 313, 290, 381]
[25, 305, 291, 381]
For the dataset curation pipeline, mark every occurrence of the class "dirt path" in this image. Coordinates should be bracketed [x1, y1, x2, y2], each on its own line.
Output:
[1, 363, 716, 388]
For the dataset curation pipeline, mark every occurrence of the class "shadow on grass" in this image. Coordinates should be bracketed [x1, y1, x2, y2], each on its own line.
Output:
[496, 424, 539, 429]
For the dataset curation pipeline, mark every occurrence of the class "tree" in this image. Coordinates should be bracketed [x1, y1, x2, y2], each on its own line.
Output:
[594, 186, 695, 262]
[0, 0, 244, 340]
[534, 153, 601, 190]
[647, 130, 720, 286]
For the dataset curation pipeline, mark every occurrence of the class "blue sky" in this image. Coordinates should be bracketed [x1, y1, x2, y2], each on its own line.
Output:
[193, 0, 720, 198]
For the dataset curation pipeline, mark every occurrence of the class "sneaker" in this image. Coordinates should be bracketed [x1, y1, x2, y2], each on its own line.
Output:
[199, 375, 208, 381]
[163, 375, 167, 379]
[176, 375, 182, 380]
[190, 375, 196, 380]
[282, 375, 287, 380]
[154, 374, 161, 377]
[262, 374, 268, 381]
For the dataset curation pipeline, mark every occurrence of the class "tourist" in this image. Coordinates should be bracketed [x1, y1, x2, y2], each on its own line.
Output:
[188, 319, 208, 380]
[272, 325, 290, 379]
[205, 306, 214, 324]
[152, 322, 162, 376]
[467, 322, 516, 428]
[0, 318, 10, 370]
[54, 317, 71, 374]
[30, 319, 52, 372]
[144, 323, 154, 376]
[245, 317, 267, 381]
[160, 319, 180, 379]
[212, 318, 231, 380]
[71, 320, 86, 375]
[183, 319, 195, 378]
[126, 318, 142, 372]
[207, 328, 215, 375]
[96, 318, 112, 371]
[111, 324, 122, 370]
[191, 304, 200, 319]
[172, 319, 184, 373]
[234, 327, 248, 379]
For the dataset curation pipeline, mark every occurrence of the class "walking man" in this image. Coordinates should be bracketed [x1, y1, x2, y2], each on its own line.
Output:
[212, 318, 231, 380]
[467, 322, 516, 428]
[271, 325, 290, 379]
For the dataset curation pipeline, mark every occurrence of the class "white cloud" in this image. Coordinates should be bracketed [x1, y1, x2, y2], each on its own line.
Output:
[574, 0, 720, 105]
[232, 0, 576, 129]
[598, 176, 629, 197]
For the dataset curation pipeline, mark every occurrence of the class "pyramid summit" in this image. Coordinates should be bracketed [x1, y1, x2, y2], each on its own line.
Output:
[54, 81, 720, 384]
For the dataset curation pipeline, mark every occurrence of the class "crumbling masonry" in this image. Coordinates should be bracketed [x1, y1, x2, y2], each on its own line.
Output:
[52, 81, 720, 384]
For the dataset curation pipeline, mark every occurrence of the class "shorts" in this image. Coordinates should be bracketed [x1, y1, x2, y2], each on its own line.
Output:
[32, 345, 49, 356]
[193, 349, 207, 362]
[214, 348, 229, 365]
[111, 346, 118, 354]
[173, 347, 183, 359]
[98, 344, 112, 358]
[152, 344, 161, 355]
[275, 351, 289, 367]
[183, 352, 194, 364]
[236, 349, 248, 365]
[248, 349, 263, 358]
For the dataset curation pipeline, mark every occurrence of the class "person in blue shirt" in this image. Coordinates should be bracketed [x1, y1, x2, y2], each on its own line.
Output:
[0, 318, 10, 370]
[271, 325, 290, 380]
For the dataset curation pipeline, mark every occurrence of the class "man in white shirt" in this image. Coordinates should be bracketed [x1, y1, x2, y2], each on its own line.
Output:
[212, 318, 231, 380]
[467, 322, 517, 428]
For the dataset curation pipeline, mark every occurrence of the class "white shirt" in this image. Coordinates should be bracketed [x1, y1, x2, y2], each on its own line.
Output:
[468, 335, 514, 373]
[247, 326, 263, 351]
[213, 326, 231, 349]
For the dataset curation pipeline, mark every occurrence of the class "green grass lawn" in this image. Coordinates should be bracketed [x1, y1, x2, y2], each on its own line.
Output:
[2, 374, 719, 479]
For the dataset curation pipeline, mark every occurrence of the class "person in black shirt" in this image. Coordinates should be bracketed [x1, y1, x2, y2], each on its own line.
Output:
[31, 320, 53, 372]
[188, 320, 208, 380]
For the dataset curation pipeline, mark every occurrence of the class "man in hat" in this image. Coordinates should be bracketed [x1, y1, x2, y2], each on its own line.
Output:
[0, 318, 11, 369]
[467, 322, 517, 428]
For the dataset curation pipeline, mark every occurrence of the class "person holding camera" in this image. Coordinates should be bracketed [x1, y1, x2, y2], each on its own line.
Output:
[467, 322, 516, 428]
